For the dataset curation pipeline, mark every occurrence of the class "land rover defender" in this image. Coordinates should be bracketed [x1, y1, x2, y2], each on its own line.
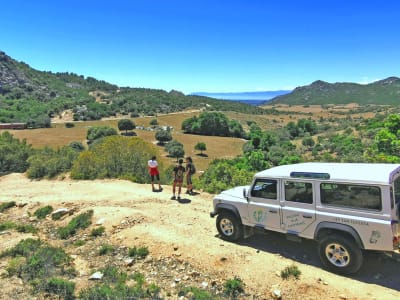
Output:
[210, 162, 400, 274]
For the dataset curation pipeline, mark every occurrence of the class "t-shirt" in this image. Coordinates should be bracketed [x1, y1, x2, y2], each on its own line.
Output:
[148, 159, 158, 168]
[173, 165, 186, 181]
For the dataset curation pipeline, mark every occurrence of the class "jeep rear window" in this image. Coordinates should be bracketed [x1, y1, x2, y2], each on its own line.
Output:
[320, 183, 382, 211]
[251, 179, 277, 200]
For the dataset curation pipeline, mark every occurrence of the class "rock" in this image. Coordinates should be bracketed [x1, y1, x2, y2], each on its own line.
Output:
[201, 281, 208, 288]
[96, 218, 105, 225]
[124, 258, 134, 266]
[271, 289, 282, 299]
[89, 272, 103, 280]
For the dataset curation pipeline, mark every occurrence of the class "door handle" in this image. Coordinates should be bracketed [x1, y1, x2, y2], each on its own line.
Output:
[302, 215, 312, 219]
[269, 210, 278, 214]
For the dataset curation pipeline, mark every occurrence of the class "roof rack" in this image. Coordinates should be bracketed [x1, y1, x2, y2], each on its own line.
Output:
[290, 171, 330, 179]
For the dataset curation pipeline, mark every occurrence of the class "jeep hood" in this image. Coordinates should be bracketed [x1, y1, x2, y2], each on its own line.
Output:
[218, 185, 250, 200]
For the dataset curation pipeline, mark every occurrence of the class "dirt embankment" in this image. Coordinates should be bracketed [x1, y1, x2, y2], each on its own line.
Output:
[1, 173, 400, 299]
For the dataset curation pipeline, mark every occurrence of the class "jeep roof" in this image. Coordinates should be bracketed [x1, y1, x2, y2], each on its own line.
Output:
[254, 162, 400, 185]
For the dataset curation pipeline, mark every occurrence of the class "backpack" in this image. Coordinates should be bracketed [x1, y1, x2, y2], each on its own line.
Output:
[176, 166, 184, 180]
[190, 163, 196, 175]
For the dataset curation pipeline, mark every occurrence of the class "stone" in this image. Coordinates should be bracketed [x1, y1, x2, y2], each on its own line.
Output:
[89, 272, 103, 280]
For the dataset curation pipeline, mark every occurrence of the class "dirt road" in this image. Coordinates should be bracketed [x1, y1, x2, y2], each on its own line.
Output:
[1, 173, 400, 299]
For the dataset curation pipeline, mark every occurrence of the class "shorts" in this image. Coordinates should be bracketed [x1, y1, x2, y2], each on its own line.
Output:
[186, 175, 192, 185]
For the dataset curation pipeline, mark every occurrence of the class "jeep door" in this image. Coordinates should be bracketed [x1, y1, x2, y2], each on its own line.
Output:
[280, 180, 316, 234]
[247, 179, 281, 230]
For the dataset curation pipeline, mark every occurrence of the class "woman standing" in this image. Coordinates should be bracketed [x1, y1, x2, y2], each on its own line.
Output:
[185, 156, 195, 195]
[148, 156, 162, 192]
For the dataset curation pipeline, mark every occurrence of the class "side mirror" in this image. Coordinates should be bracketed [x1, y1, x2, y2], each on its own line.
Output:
[243, 187, 249, 200]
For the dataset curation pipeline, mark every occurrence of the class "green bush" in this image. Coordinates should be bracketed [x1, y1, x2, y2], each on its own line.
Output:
[57, 210, 93, 239]
[99, 244, 114, 256]
[91, 226, 105, 237]
[1, 238, 41, 258]
[0, 201, 16, 212]
[34, 205, 53, 219]
[179, 286, 214, 300]
[128, 246, 149, 259]
[0, 220, 16, 231]
[281, 264, 301, 280]
[44, 277, 75, 300]
[71, 136, 162, 183]
[16, 224, 38, 234]
[224, 277, 244, 298]
[0, 131, 32, 175]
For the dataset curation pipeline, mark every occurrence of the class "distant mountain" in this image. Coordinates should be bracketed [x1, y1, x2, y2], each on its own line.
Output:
[0, 51, 264, 127]
[192, 90, 291, 102]
[269, 77, 400, 105]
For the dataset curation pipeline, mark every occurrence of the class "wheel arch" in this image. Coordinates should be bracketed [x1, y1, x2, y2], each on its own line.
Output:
[314, 222, 365, 249]
[214, 203, 242, 223]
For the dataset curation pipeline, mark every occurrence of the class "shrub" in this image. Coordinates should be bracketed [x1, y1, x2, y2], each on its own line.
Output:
[16, 224, 38, 234]
[91, 226, 105, 237]
[224, 277, 244, 298]
[1, 238, 41, 258]
[34, 205, 53, 219]
[179, 286, 214, 300]
[99, 244, 114, 256]
[0, 220, 16, 231]
[71, 136, 162, 183]
[57, 210, 93, 239]
[6, 256, 25, 276]
[128, 246, 149, 259]
[0, 201, 16, 212]
[65, 122, 75, 128]
[73, 240, 86, 247]
[281, 264, 301, 280]
[0, 131, 32, 175]
[44, 277, 75, 300]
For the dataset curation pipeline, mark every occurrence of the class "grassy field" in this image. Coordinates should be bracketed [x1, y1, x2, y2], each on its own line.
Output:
[1, 111, 245, 173]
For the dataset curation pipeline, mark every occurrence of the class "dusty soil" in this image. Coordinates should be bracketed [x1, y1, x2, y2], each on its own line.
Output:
[1, 173, 400, 299]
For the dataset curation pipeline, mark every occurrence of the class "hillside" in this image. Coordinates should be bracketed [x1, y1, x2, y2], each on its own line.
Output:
[1, 173, 400, 299]
[0, 51, 263, 128]
[269, 77, 400, 105]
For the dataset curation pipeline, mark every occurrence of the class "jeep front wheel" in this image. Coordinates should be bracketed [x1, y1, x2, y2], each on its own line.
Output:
[318, 234, 363, 274]
[216, 212, 243, 242]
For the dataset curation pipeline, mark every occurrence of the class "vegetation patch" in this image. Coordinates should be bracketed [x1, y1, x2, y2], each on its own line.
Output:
[281, 264, 301, 280]
[0, 220, 16, 231]
[33, 205, 54, 219]
[99, 243, 114, 256]
[179, 286, 215, 300]
[43, 277, 75, 300]
[57, 210, 93, 239]
[90, 226, 105, 237]
[224, 277, 245, 298]
[0, 201, 16, 212]
[128, 246, 149, 259]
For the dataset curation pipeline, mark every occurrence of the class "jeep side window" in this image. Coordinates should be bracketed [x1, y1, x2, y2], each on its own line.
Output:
[250, 179, 277, 200]
[320, 183, 382, 211]
[284, 181, 313, 204]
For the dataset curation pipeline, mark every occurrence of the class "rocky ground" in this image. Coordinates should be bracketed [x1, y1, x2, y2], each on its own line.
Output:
[1, 173, 400, 299]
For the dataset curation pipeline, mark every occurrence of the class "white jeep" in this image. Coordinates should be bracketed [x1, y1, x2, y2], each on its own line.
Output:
[210, 162, 400, 274]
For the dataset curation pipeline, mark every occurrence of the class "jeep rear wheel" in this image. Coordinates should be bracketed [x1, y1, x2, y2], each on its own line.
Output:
[318, 234, 363, 274]
[216, 212, 243, 242]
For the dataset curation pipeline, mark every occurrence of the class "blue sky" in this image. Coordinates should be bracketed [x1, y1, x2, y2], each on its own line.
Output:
[1, 0, 399, 94]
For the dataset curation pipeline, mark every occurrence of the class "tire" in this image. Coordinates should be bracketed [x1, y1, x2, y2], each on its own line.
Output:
[317, 234, 363, 274]
[216, 212, 243, 242]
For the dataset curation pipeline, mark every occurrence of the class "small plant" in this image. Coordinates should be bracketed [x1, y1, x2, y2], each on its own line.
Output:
[179, 286, 214, 300]
[281, 264, 301, 280]
[99, 244, 114, 256]
[6, 257, 25, 276]
[73, 240, 86, 247]
[0, 201, 16, 212]
[0, 221, 16, 231]
[128, 246, 149, 259]
[58, 210, 93, 239]
[34, 205, 53, 219]
[44, 277, 75, 300]
[91, 226, 105, 237]
[16, 224, 38, 234]
[51, 211, 65, 220]
[1, 238, 42, 258]
[102, 265, 127, 284]
[224, 277, 244, 298]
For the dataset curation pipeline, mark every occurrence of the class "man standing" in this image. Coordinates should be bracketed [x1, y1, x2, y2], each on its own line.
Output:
[185, 156, 195, 195]
[171, 159, 185, 200]
[148, 156, 162, 192]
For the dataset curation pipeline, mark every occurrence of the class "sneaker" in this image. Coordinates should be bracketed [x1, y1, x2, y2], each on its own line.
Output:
[177, 196, 181, 200]
[171, 196, 176, 200]
[159, 187, 163, 191]
[185, 190, 190, 194]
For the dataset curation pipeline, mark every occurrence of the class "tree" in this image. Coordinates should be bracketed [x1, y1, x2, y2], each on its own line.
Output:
[87, 126, 117, 143]
[194, 142, 207, 155]
[155, 129, 172, 145]
[150, 118, 158, 126]
[118, 119, 135, 134]
[165, 139, 185, 161]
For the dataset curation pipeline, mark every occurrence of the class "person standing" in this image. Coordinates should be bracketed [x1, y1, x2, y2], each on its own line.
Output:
[171, 159, 185, 200]
[185, 156, 195, 195]
[148, 156, 162, 192]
